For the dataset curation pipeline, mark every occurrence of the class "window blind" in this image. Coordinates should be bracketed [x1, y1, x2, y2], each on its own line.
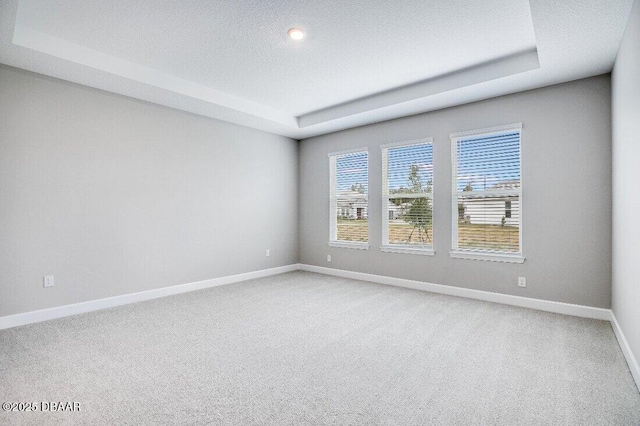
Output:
[453, 130, 521, 253]
[382, 141, 433, 247]
[330, 150, 368, 243]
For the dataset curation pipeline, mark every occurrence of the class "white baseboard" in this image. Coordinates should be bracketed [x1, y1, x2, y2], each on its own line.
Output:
[3, 262, 636, 391]
[299, 264, 612, 321]
[611, 312, 640, 391]
[2, 263, 613, 328]
[0, 264, 299, 330]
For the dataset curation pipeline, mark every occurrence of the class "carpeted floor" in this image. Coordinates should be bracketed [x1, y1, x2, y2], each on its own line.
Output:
[1, 271, 639, 425]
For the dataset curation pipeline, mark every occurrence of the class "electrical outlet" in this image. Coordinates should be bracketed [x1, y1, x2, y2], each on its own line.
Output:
[43, 275, 55, 288]
[518, 277, 526, 288]
[327, 255, 331, 262]
[266, 249, 270, 257]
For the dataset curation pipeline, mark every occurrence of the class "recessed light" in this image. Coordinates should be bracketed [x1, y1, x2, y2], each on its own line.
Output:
[287, 27, 306, 41]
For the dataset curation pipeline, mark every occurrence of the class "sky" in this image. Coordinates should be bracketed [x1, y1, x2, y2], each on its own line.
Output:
[336, 144, 434, 194]
[456, 131, 520, 192]
[387, 143, 433, 192]
[336, 151, 369, 193]
[335, 131, 520, 194]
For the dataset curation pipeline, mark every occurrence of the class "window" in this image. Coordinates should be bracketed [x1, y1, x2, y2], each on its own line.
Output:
[450, 124, 524, 263]
[328, 149, 369, 249]
[381, 139, 434, 255]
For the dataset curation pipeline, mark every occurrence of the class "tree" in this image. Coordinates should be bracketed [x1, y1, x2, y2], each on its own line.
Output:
[458, 182, 472, 222]
[404, 165, 432, 243]
[351, 183, 365, 193]
[389, 186, 408, 206]
[458, 203, 465, 221]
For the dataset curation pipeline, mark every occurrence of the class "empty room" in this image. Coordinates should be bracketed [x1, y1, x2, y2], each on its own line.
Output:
[1, 0, 639, 424]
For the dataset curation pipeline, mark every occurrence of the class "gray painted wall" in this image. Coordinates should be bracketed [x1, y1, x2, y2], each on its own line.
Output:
[0, 65, 299, 317]
[612, 0, 640, 372]
[300, 76, 612, 308]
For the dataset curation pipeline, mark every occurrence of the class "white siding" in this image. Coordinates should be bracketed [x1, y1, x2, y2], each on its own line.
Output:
[462, 199, 520, 226]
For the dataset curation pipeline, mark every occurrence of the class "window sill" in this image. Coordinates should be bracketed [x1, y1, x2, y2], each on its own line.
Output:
[328, 241, 370, 250]
[380, 245, 435, 256]
[449, 250, 525, 263]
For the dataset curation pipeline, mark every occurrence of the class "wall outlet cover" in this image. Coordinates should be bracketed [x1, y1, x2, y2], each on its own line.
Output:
[43, 275, 55, 288]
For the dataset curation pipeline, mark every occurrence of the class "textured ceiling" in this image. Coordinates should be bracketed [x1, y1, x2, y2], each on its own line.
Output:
[0, 0, 634, 139]
[13, 0, 537, 116]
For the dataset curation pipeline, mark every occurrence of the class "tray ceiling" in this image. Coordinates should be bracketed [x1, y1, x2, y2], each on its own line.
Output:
[0, 0, 634, 139]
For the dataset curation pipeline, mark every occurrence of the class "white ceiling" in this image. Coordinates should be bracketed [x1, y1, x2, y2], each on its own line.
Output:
[0, 0, 634, 139]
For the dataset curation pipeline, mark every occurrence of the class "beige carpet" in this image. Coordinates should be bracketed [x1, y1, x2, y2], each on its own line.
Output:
[1, 271, 639, 425]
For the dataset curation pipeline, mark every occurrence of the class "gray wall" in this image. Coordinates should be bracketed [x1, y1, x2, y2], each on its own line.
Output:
[612, 0, 640, 371]
[300, 75, 612, 308]
[0, 65, 299, 317]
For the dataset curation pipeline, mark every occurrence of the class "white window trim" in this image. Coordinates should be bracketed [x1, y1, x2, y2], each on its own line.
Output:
[449, 250, 524, 263]
[328, 148, 370, 249]
[380, 245, 435, 256]
[449, 123, 524, 262]
[449, 123, 522, 139]
[328, 241, 370, 250]
[381, 137, 435, 254]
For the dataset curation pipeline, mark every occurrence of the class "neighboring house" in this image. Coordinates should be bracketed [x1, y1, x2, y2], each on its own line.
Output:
[388, 199, 431, 221]
[337, 190, 368, 219]
[461, 197, 520, 226]
[460, 180, 520, 226]
[388, 201, 403, 220]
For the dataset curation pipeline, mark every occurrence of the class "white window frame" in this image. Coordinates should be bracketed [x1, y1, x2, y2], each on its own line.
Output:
[328, 148, 370, 250]
[449, 123, 524, 263]
[381, 138, 435, 256]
